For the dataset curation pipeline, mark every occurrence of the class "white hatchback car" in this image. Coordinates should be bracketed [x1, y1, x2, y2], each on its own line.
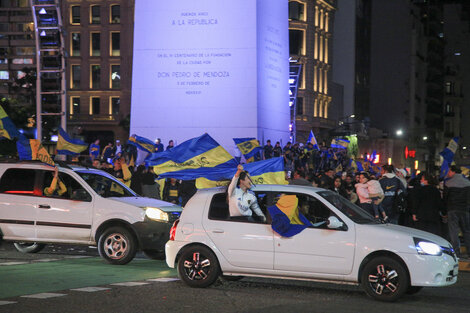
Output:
[166, 185, 458, 301]
[0, 161, 182, 264]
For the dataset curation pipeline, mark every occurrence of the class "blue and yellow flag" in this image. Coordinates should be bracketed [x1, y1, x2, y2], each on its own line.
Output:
[233, 137, 261, 163]
[268, 195, 310, 237]
[440, 137, 459, 178]
[307, 130, 320, 150]
[0, 104, 21, 140]
[56, 127, 87, 155]
[331, 138, 349, 149]
[17, 139, 55, 166]
[127, 135, 156, 154]
[146, 133, 238, 180]
[195, 157, 288, 189]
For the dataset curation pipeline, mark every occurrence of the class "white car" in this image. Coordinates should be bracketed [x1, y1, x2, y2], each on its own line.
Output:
[0, 161, 182, 264]
[166, 185, 458, 301]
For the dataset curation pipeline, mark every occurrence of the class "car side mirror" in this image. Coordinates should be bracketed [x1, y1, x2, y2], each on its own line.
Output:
[327, 216, 344, 229]
[71, 189, 92, 202]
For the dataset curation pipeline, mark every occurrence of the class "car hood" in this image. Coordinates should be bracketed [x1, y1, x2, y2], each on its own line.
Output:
[360, 223, 451, 247]
[109, 197, 183, 212]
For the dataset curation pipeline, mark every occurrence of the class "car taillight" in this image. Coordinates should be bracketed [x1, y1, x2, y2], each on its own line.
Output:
[169, 219, 179, 241]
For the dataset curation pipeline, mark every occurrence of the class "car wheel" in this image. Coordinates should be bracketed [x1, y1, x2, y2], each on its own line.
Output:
[143, 249, 165, 260]
[406, 286, 423, 295]
[221, 275, 244, 282]
[13, 242, 45, 253]
[361, 256, 409, 302]
[177, 245, 220, 288]
[98, 226, 137, 265]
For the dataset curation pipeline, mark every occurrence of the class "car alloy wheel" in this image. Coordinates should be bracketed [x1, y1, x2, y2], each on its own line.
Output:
[98, 226, 136, 265]
[178, 245, 220, 288]
[361, 256, 409, 302]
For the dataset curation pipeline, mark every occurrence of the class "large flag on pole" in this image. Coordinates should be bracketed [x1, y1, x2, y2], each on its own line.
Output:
[195, 157, 288, 189]
[331, 138, 350, 149]
[0, 104, 21, 140]
[56, 127, 87, 155]
[233, 137, 262, 163]
[307, 130, 320, 150]
[146, 133, 238, 180]
[127, 135, 157, 166]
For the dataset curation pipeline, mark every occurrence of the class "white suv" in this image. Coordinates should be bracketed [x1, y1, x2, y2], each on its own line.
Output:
[0, 161, 182, 264]
[166, 185, 458, 302]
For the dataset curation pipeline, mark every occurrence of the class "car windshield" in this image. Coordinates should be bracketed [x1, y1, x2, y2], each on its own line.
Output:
[318, 190, 377, 224]
[77, 172, 136, 198]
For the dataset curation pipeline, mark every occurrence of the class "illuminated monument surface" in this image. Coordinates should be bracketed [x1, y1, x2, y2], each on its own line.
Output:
[130, 0, 289, 150]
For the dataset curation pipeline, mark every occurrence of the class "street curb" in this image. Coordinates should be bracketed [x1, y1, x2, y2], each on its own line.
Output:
[459, 260, 470, 272]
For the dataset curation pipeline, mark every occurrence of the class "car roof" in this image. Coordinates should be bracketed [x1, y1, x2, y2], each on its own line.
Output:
[196, 184, 326, 195]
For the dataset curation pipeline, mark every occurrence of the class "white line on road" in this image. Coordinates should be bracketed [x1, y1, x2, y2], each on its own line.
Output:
[147, 278, 179, 282]
[71, 287, 111, 292]
[0, 261, 28, 266]
[21, 293, 67, 299]
[0, 301, 16, 306]
[111, 282, 150, 287]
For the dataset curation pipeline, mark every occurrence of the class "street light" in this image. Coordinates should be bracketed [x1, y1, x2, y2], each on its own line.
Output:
[396, 129, 403, 136]
[423, 136, 428, 141]
[338, 114, 355, 126]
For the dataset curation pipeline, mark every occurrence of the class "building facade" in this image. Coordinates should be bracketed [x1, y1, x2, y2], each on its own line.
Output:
[61, 0, 134, 144]
[288, 0, 336, 143]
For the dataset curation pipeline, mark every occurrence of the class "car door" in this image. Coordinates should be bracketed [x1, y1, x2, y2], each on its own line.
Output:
[0, 168, 40, 240]
[35, 170, 93, 242]
[273, 192, 355, 275]
[202, 192, 274, 269]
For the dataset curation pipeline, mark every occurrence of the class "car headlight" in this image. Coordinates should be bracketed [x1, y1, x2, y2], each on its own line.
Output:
[144, 207, 169, 222]
[414, 237, 442, 256]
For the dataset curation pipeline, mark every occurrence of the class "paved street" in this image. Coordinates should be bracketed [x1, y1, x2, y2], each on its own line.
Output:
[1, 242, 470, 313]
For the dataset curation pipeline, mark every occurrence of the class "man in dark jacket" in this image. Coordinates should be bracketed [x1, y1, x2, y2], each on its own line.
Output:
[379, 165, 405, 224]
[444, 165, 470, 258]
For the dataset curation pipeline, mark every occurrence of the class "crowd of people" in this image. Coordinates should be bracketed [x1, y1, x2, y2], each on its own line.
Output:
[81, 137, 470, 259]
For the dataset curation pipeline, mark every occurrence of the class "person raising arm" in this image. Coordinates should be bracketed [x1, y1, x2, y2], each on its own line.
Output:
[227, 164, 266, 222]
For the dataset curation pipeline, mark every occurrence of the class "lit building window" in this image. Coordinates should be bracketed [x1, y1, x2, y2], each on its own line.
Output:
[110, 5, 120, 24]
[90, 32, 100, 56]
[91, 97, 100, 115]
[288, 1, 305, 21]
[0, 71, 9, 80]
[313, 98, 318, 117]
[71, 65, 80, 89]
[71, 6, 80, 25]
[323, 101, 328, 119]
[110, 65, 120, 89]
[324, 69, 328, 94]
[320, 9, 324, 30]
[71, 32, 80, 56]
[318, 98, 323, 117]
[110, 32, 120, 56]
[325, 13, 329, 32]
[71, 97, 80, 114]
[314, 6, 319, 26]
[319, 35, 323, 62]
[90, 5, 101, 24]
[324, 37, 328, 64]
[314, 33, 318, 59]
[318, 69, 323, 93]
[90, 65, 100, 89]
[110, 97, 120, 115]
[313, 65, 317, 92]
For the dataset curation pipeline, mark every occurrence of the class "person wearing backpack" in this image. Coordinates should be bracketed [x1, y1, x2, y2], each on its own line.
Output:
[379, 164, 405, 224]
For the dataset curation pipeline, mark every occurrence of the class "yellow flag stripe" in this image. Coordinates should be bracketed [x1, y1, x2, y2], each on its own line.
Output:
[154, 145, 233, 175]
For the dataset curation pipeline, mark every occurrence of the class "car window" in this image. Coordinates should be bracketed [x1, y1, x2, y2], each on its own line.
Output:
[208, 192, 270, 224]
[270, 192, 341, 230]
[318, 190, 376, 224]
[77, 172, 136, 197]
[41, 170, 91, 201]
[0, 168, 38, 196]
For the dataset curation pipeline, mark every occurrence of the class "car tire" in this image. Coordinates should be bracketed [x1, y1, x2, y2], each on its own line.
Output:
[177, 245, 220, 288]
[143, 249, 165, 260]
[406, 286, 423, 295]
[98, 226, 137, 265]
[361, 256, 409, 302]
[13, 242, 45, 253]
